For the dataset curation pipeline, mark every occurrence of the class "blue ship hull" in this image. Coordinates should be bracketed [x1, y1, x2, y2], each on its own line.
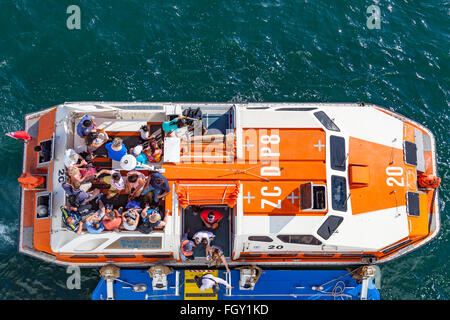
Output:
[92, 268, 380, 300]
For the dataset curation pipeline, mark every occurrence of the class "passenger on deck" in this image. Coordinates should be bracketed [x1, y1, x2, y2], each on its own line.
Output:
[137, 205, 160, 234]
[95, 169, 125, 199]
[61, 206, 83, 235]
[121, 208, 140, 231]
[143, 139, 163, 163]
[85, 207, 105, 234]
[102, 206, 123, 232]
[141, 172, 170, 204]
[194, 274, 231, 292]
[76, 114, 97, 138]
[192, 230, 215, 246]
[206, 244, 230, 273]
[105, 137, 127, 162]
[125, 170, 146, 200]
[131, 145, 148, 165]
[61, 180, 100, 212]
[180, 233, 196, 261]
[64, 149, 88, 168]
[200, 209, 224, 230]
[139, 125, 155, 142]
[162, 116, 186, 137]
[86, 130, 109, 153]
[68, 165, 97, 185]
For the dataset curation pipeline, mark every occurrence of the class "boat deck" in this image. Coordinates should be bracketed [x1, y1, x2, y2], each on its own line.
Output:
[91, 268, 380, 300]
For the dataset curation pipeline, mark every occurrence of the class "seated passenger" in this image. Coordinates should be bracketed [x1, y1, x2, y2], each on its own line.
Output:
[148, 208, 168, 229]
[192, 230, 215, 246]
[85, 208, 106, 234]
[143, 139, 163, 163]
[121, 208, 140, 231]
[86, 130, 109, 153]
[180, 233, 196, 261]
[131, 145, 148, 165]
[200, 209, 224, 230]
[140, 172, 170, 204]
[64, 149, 88, 168]
[95, 169, 125, 199]
[125, 170, 146, 200]
[162, 116, 186, 136]
[61, 180, 100, 212]
[136, 205, 159, 234]
[102, 206, 123, 232]
[61, 206, 83, 235]
[105, 137, 127, 162]
[68, 165, 97, 185]
[76, 114, 97, 138]
[206, 244, 230, 273]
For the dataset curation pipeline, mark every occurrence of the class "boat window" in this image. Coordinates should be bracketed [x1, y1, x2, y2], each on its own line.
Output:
[300, 183, 327, 210]
[275, 107, 317, 111]
[313, 111, 340, 132]
[36, 193, 51, 219]
[406, 192, 420, 216]
[277, 235, 322, 245]
[330, 136, 346, 171]
[300, 182, 312, 210]
[248, 236, 273, 242]
[331, 176, 347, 211]
[317, 215, 344, 240]
[404, 141, 417, 166]
[37, 139, 53, 164]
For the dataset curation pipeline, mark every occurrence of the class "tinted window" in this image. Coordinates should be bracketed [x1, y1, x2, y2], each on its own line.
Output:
[406, 192, 420, 216]
[248, 236, 273, 242]
[314, 111, 340, 132]
[404, 141, 417, 166]
[331, 176, 348, 211]
[330, 136, 346, 171]
[300, 182, 312, 210]
[317, 215, 344, 240]
[277, 235, 322, 245]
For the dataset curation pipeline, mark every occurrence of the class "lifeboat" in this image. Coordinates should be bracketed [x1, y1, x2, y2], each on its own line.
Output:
[17, 102, 440, 267]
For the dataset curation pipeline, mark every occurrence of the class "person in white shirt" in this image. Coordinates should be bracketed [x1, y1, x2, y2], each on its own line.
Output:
[195, 273, 231, 292]
[192, 230, 215, 246]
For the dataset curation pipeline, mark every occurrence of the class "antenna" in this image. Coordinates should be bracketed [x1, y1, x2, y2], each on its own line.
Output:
[340, 152, 349, 167]
[344, 192, 351, 207]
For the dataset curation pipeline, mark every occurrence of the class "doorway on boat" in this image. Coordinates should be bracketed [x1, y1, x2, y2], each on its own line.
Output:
[182, 205, 232, 259]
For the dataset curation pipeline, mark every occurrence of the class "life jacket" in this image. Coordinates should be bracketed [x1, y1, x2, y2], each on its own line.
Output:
[418, 173, 441, 189]
[17, 173, 45, 189]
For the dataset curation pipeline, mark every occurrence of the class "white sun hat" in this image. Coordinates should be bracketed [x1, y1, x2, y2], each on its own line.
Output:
[133, 145, 143, 156]
[120, 154, 137, 171]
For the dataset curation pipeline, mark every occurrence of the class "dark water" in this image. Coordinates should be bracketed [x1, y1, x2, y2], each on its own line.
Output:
[0, 0, 448, 299]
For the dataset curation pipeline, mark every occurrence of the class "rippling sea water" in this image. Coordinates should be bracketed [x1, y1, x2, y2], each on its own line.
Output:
[0, 0, 448, 299]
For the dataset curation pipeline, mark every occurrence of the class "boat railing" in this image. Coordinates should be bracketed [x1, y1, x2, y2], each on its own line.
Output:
[225, 271, 232, 296]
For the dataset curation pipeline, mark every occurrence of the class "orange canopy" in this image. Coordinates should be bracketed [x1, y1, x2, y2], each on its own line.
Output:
[175, 182, 239, 208]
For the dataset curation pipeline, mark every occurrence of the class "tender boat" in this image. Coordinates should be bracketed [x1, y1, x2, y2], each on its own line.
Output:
[17, 102, 440, 267]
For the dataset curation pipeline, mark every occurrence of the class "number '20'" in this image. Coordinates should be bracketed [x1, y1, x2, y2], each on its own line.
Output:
[386, 167, 404, 187]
